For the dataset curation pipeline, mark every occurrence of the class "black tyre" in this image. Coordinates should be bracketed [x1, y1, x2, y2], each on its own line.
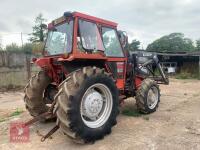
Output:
[54, 67, 119, 143]
[24, 71, 53, 120]
[136, 79, 160, 114]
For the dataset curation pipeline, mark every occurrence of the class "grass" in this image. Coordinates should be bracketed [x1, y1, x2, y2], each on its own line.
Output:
[143, 116, 150, 121]
[0, 118, 6, 122]
[122, 108, 142, 117]
[0, 108, 24, 123]
[193, 93, 200, 97]
[175, 73, 191, 79]
[9, 108, 24, 117]
[175, 72, 200, 80]
[122, 108, 150, 121]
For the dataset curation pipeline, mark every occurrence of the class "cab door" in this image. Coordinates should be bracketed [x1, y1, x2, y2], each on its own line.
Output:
[101, 26, 127, 90]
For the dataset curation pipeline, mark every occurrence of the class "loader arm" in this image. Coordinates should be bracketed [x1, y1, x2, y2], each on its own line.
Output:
[133, 51, 169, 85]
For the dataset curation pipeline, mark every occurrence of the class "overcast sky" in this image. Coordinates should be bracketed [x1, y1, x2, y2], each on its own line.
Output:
[0, 0, 200, 48]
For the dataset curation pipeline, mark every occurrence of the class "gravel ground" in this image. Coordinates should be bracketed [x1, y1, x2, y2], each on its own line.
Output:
[0, 79, 200, 150]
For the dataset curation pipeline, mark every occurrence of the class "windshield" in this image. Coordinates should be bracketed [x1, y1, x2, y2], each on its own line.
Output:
[44, 20, 73, 55]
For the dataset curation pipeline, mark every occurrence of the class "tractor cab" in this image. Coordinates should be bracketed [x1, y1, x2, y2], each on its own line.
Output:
[40, 11, 127, 89]
[44, 12, 125, 58]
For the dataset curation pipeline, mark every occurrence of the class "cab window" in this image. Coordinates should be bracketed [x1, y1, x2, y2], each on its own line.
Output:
[79, 19, 104, 51]
[102, 27, 124, 57]
[45, 21, 73, 55]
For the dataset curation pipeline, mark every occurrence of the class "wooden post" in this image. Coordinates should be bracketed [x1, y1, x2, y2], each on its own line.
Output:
[26, 55, 31, 80]
[21, 32, 23, 47]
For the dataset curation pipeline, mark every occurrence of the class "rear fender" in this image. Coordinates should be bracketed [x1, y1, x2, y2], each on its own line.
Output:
[34, 58, 60, 84]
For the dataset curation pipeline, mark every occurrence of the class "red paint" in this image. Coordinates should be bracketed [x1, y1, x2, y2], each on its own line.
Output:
[35, 58, 61, 84]
[116, 79, 124, 89]
[135, 75, 144, 89]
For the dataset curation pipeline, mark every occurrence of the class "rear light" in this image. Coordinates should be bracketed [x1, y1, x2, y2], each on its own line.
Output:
[117, 62, 124, 78]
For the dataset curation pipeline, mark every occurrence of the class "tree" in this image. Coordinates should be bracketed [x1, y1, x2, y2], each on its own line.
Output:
[128, 40, 140, 51]
[4, 43, 33, 54]
[22, 43, 33, 54]
[29, 13, 47, 43]
[5, 43, 20, 52]
[32, 43, 44, 55]
[196, 39, 200, 51]
[146, 33, 195, 52]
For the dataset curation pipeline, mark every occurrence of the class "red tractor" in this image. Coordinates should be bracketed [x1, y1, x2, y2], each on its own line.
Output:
[24, 12, 168, 143]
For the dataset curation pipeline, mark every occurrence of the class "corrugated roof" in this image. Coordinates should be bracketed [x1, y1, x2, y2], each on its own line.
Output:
[133, 50, 200, 56]
[155, 51, 200, 56]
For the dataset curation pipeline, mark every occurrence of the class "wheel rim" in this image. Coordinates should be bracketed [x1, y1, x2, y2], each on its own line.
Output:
[80, 83, 113, 128]
[147, 86, 159, 109]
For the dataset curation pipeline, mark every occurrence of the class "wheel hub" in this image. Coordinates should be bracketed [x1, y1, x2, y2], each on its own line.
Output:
[147, 87, 159, 109]
[83, 91, 103, 119]
[80, 83, 113, 128]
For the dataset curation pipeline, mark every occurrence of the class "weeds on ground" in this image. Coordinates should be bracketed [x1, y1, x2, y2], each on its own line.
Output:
[0, 118, 6, 122]
[193, 93, 200, 97]
[175, 72, 191, 79]
[175, 72, 200, 80]
[122, 108, 150, 121]
[122, 108, 142, 117]
[142, 116, 150, 121]
[9, 108, 24, 117]
[0, 108, 24, 123]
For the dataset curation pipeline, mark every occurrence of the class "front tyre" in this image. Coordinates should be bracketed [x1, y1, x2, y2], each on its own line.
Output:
[136, 79, 160, 114]
[55, 67, 119, 143]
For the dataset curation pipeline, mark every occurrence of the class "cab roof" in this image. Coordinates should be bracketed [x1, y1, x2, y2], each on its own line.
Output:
[72, 12, 118, 28]
[50, 11, 118, 28]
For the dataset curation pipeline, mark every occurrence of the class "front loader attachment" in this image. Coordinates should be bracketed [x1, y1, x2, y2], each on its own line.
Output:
[132, 51, 169, 85]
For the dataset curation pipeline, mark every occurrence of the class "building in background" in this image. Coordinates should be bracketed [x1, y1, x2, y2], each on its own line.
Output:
[156, 51, 200, 76]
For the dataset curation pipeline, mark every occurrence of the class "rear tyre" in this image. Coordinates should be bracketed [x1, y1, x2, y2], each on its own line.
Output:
[136, 79, 160, 114]
[55, 67, 119, 143]
[24, 71, 53, 121]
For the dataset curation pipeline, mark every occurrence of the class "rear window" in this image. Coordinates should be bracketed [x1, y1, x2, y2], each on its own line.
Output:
[79, 20, 104, 51]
